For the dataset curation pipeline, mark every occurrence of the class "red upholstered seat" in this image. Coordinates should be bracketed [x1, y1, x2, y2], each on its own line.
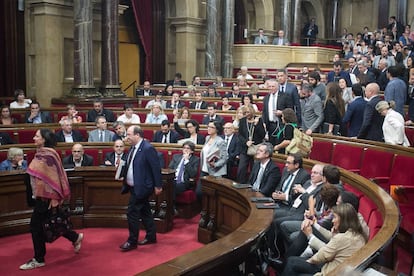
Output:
[309, 140, 333, 163]
[176, 190, 197, 204]
[359, 148, 394, 189]
[331, 143, 364, 173]
[359, 195, 377, 223]
[191, 114, 204, 124]
[387, 155, 414, 188]
[343, 183, 364, 198]
[16, 129, 37, 144]
[367, 210, 383, 240]
[142, 129, 154, 141]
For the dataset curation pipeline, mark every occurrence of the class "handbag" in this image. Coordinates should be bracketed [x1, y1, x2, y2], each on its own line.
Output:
[247, 144, 259, 156]
[43, 205, 73, 243]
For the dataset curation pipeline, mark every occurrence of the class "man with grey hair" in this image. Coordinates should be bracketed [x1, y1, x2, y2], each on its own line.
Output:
[248, 142, 281, 197]
[237, 66, 253, 80]
[300, 83, 324, 135]
[55, 118, 84, 143]
[356, 59, 376, 87]
[376, 58, 389, 91]
[0, 147, 27, 171]
[112, 121, 127, 141]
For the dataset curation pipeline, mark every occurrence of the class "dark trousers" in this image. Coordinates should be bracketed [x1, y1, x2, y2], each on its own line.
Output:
[282, 256, 321, 276]
[31, 199, 79, 262]
[127, 189, 156, 244]
[237, 153, 253, 183]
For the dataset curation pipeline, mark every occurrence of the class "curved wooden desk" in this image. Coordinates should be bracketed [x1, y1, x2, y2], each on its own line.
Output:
[139, 176, 273, 275]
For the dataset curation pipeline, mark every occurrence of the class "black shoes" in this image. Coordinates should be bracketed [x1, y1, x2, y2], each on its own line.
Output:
[119, 241, 137, 252]
[137, 238, 157, 245]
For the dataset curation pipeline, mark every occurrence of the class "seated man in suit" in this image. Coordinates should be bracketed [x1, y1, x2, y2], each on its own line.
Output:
[271, 153, 311, 207]
[135, 80, 153, 97]
[104, 139, 127, 167]
[166, 72, 187, 87]
[62, 143, 94, 168]
[152, 120, 179, 143]
[166, 91, 185, 109]
[0, 132, 14, 145]
[168, 141, 200, 198]
[88, 116, 115, 142]
[55, 118, 84, 143]
[86, 99, 115, 122]
[202, 103, 225, 125]
[24, 101, 52, 124]
[248, 142, 281, 197]
[189, 91, 208, 110]
[223, 122, 240, 180]
[112, 121, 127, 142]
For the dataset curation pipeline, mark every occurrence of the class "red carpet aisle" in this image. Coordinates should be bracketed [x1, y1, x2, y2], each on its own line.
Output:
[0, 217, 202, 276]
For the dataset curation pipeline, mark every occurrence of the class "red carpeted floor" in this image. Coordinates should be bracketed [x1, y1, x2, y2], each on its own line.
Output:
[0, 216, 203, 275]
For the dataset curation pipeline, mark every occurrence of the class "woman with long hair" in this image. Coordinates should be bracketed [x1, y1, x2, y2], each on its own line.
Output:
[237, 105, 266, 183]
[282, 203, 367, 275]
[241, 93, 259, 112]
[338, 78, 353, 110]
[323, 82, 346, 135]
[20, 129, 83, 270]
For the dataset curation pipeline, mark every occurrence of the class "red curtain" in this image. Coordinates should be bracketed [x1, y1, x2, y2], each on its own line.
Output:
[131, 0, 152, 82]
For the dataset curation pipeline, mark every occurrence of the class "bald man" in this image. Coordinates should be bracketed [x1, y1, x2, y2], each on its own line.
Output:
[357, 83, 384, 141]
[62, 143, 94, 168]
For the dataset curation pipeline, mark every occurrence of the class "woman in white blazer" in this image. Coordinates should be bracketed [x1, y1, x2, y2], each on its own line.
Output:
[376, 100, 410, 146]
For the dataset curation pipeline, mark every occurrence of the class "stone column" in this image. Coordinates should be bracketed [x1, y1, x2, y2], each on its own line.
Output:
[71, 0, 98, 97]
[100, 0, 125, 97]
[205, 0, 221, 78]
[281, 0, 292, 41]
[292, 0, 301, 44]
[332, 0, 339, 39]
[221, 0, 234, 78]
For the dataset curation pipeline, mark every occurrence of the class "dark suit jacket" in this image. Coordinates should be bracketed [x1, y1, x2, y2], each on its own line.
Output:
[262, 92, 293, 127]
[283, 82, 301, 123]
[104, 151, 127, 166]
[225, 134, 241, 166]
[86, 108, 115, 122]
[249, 160, 281, 197]
[62, 154, 94, 169]
[55, 129, 84, 143]
[0, 132, 14, 145]
[121, 140, 162, 199]
[357, 95, 384, 141]
[342, 97, 367, 137]
[152, 130, 180, 143]
[202, 114, 225, 125]
[166, 100, 185, 109]
[376, 70, 389, 91]
[357, 70, 376, 86]
[24, 111, 53, 123]
[189, 101, 208, 110]
[135, 89, 154, 97]
[327, 70, 352, 87]
[275, 167, 310, 206]
[224, 93, 242, 99]
[173, 122, 206, 144]
[168, 154, 200, 189]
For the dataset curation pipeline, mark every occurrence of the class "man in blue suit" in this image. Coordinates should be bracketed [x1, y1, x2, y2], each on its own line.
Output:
[342, 84, 367, 137]
[223, 122, 240, 180]
[327, 61, 352, 87]
[119, 126, 162, 252]
[277, 69, 301, 123]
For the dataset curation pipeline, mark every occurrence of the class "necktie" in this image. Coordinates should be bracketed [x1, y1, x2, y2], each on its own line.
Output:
[162, 133, 168, 143]
[196, 103, 200, 109]
[280, 86, 284, 93]
[176, 158, 185, 184]
[253, 166, 264, 191]
[127, 146, 135, 168]
[99, 131, 104, 142]
[115, 154, 121, 167]
[225, 136, 229, 150]
[282, 173, 294, 193]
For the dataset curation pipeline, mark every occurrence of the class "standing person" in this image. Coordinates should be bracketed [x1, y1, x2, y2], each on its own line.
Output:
[277, 69, 301, 124]
[323, 83, 346, 136]
[20, 129, 83, 270]
[308, 71, 326, 102]
[254, 28, 268, 44]
[302, 18, 319, 46]
[357, 83, 384, 141]
[273, 108, 297, 154]
[223, 122, 240, 180]
[342, 84, 367, 137]
[237, 105, 266, 183]
[300, 83, 324, 135]
[384, 66, 407, 116]
[262, 79, 293, 145]
[196, 121, 228, 200]
[119, 126, 162, 252]
[375, 101, 410, 146]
